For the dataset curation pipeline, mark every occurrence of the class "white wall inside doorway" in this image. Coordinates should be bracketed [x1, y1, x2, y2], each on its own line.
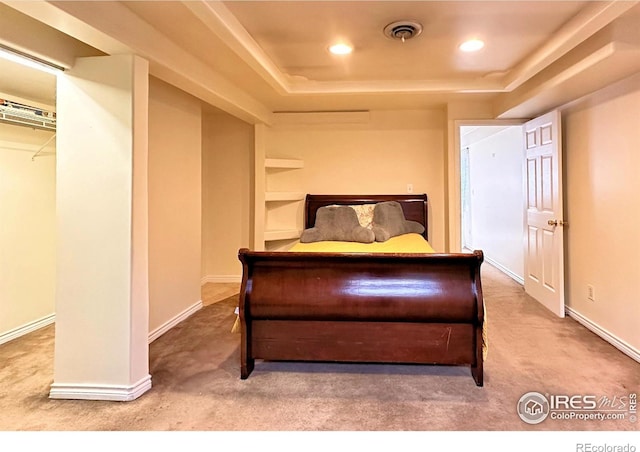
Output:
[460, 125, 524, 283]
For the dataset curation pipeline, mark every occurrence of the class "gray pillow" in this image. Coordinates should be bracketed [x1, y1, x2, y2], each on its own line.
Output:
[371, 201, 425, 242]
[300, 205, 375, 243]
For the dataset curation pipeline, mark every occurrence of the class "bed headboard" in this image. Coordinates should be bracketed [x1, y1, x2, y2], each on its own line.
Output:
[305, 194, 428, 240]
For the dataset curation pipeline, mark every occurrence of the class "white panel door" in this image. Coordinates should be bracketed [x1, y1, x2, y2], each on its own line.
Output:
[523, 110, 565, 317]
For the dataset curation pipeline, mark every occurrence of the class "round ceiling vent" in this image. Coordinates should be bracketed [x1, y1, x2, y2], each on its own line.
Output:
[383, 20, 423, 42]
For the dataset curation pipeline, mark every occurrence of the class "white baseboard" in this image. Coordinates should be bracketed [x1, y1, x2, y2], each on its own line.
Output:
[49, 374, 152, 401]
[566, 306, 640, 364]
[201, 275, 242, 285]
[483, 256, 525, 285]
[148, 300, 202, 343]
[0, 313, 55, 346]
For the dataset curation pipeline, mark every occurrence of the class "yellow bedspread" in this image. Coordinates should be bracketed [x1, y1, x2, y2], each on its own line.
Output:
[290, 233, 435, 254]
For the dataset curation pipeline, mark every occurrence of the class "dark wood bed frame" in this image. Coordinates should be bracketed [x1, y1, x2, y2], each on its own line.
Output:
[238, 194, 485, 386]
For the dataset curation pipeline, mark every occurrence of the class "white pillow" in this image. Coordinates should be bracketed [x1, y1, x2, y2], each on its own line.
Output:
[349, 204, 375, 229]
[327, 203, 376, 229]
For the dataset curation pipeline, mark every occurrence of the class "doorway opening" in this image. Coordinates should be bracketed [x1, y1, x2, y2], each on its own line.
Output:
[459, 124, 525, 285]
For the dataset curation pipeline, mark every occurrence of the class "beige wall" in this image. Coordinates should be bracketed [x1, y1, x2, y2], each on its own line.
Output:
[201, 111, 253, 281]
[0, 124, 56, 341]
[266, 110, 448, 251]
[563, 71, 640, 354]
[148, 77, 202, 333]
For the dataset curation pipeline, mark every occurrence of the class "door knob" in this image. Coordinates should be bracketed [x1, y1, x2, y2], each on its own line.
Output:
[548, 219, 568, 226]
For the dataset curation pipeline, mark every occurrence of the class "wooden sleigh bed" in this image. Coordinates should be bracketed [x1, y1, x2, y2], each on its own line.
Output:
[238, 194, 485, 386]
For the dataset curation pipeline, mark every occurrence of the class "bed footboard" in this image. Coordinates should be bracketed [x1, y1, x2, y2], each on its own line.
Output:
[237, 249, 484, 386]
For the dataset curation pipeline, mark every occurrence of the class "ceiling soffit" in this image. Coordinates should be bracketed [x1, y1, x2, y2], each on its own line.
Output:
[3, 1, 639, 120]
[188, 1, 637, 97]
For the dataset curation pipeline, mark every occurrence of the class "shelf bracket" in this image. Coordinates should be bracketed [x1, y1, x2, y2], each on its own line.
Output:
[32, 133, 56, 161]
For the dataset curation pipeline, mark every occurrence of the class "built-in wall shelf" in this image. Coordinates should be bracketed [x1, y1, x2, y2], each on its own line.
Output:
[265, 191, 305, 202]
[254, 124, 306, 251]
[264, 229, 302, 241]
[265, 158, 304, 169]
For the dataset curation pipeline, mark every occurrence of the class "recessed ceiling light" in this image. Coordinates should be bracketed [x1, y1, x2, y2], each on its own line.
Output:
[329, 43, 353, 55]
[459, 39, 485, 52]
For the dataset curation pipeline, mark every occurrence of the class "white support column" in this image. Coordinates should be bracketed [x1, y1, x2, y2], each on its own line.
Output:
[51, 55, 151, 401]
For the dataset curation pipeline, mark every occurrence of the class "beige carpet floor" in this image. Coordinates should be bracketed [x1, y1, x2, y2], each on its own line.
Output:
[0, 265, 638, 433]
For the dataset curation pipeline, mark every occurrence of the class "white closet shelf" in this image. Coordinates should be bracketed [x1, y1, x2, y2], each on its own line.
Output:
[265, 158, 304, 169]
[0, 99, 56, 131]
[265, 192, 305, 202]
[264, 229, 301, 241]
